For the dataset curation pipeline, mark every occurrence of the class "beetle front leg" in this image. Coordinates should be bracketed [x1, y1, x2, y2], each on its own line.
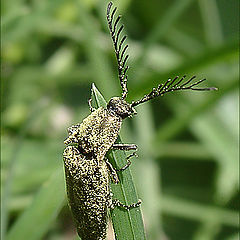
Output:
[112, 143, 138, 151]
[105, 158, 119, 184]
[105, 152, 137, 183]
[88, 98, 96, 112]
[116, 152, 138, 172]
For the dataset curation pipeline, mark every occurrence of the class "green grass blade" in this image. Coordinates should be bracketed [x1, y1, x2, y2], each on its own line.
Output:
[130, 39, 238, 97]
[198, 0, 223, 46]
[91, 83, 108, 108]
[132, 0, 194, 77]
[191, 114, 239, 203]
[161, 195, 239, 227]
[155, 77, 238, 142]
[91, 84, 146, 240]
[133, 104, 165, 239]
[153, 142, 211, 160]
[76, 1, 118, 99]
[1, 100, 49, 240]
[6, 169, 65, 240]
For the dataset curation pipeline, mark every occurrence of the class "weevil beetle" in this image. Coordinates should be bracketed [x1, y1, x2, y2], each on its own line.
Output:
[63, 2, 217, 240]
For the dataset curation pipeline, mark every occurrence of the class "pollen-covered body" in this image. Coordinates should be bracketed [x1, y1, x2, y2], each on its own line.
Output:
[63, 107, 123, 240]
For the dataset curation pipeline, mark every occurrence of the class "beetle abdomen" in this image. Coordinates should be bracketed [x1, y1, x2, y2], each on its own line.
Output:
[63, 146, 110, 240]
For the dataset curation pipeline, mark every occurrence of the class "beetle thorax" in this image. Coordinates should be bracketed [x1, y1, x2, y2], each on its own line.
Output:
[107, 97, 137, 119]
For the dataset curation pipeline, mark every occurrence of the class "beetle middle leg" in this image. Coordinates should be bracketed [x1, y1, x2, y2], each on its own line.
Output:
[115, 152, 138, 172]
[105, 152, 137, 183]
[112, 143, 138, 151]
[111, 144, 138, 172]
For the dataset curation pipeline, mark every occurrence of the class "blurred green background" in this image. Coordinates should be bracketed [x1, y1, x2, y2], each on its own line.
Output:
[1, 0, 239, 239]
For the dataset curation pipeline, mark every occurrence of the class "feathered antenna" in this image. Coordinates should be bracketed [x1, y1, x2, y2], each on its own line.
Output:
[131, 75, 218, 107]
[107, 2, 129, 100]
[106, 2, 217, 105]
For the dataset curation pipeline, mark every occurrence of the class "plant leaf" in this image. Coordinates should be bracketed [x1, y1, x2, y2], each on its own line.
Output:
[6, 169, 65, 240]
[91, 84, 146, 240]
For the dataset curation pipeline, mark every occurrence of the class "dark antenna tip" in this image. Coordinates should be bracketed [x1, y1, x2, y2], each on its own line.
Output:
[204, 87, 218, 91]
[107, 2, 113, 12]
[107, 1, 129, 100]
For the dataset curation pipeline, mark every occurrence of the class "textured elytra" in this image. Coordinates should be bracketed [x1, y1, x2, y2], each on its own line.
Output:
[63, 146, 110, 240]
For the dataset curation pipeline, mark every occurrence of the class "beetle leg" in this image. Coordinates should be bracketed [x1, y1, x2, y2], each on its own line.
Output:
[116, 152, 138, 172]
[110, 199, 142, 210]
[112, 143, 138, 151]
[105, 152, 137, 182]
[105, 158, 119, 184]
[88, 98, 96, 112]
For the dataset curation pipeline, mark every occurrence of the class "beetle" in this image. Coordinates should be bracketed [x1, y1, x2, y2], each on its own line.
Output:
[63, 2, 217, 240]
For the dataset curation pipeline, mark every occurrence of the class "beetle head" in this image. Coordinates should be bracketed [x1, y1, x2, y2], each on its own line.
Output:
[107, 97, 137, 119]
